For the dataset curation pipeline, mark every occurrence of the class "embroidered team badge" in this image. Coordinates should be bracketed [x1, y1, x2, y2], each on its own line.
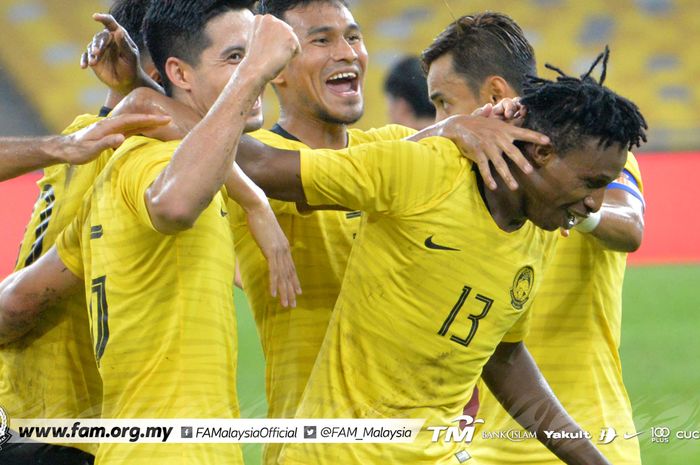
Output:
[510, 266, 535, 310]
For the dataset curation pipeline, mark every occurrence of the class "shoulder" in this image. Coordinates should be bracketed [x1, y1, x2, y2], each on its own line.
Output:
[61, 113, 102, 135]
[349, 124, 417, 144]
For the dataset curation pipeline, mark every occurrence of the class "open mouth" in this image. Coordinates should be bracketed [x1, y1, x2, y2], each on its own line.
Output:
[326, 71, 359, 96]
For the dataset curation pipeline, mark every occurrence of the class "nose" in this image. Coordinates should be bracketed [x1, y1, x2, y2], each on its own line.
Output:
[332, 37, 358, 62]
[584, 187, 606, 213]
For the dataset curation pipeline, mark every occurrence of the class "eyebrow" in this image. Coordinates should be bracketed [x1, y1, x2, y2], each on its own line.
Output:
[306, 23, 361, 37]
[429, 92, 443, 102]
[219, 44, 245, 59]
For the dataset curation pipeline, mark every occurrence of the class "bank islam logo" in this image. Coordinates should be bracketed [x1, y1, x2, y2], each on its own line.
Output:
[427, 415, 485, 444]
[0, 405, 11, 449]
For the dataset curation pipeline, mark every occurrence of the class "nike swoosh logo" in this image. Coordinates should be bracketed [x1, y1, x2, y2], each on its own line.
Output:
[623, 431, 645, 439]
[424, 235, 460, 251]
[220, 208, 228, 217]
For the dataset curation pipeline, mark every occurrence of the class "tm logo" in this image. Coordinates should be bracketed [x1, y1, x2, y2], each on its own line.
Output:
[428, 415, 485, 443]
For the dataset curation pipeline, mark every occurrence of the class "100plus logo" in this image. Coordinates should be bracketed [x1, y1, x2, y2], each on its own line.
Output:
[427, 415, 485, 443]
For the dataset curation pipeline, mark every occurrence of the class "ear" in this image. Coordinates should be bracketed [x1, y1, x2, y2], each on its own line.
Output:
[164, 57, 194, 92]
[530, 143, 556, 167]
[271, 66, 288, 86]
[482, 76, 519, 105]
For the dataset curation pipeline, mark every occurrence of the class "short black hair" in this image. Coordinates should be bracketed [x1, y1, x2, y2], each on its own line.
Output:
[520, 47, 647, 154]
[144, 0, 255, 95]
[422, 12, 536, 95]
[257, 0, 348, 19]
[110, 0, 151, 54]
[384, 56, 435, 119]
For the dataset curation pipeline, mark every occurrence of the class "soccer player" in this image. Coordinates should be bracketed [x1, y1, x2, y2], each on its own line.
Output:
[384, 55, 436, 130]
[422, 13, 645, 465]
[0, 1, 168, 463]
[1, 1, 300, 464]
[113, 7, 546, 465]
[226, 45, 647, 464]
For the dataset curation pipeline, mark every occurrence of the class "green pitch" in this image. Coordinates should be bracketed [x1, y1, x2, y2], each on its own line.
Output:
[235, 265, 700, 465]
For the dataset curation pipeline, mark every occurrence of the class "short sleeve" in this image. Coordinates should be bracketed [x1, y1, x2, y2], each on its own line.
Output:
[299, 137, 462, 215]
[117, 139, 178, 231]
[607, 151, 645, 208]
[501, 307, 532, 343]
[55, 196, 90, 278]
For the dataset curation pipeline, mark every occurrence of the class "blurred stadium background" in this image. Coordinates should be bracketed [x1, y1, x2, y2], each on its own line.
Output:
[0, 0, 698, 464]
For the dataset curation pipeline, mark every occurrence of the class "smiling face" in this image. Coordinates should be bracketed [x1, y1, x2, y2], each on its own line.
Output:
[274, 1, 367, 124]
[426, 53, 482, 121]
[519, 139, 627, 231]
[183, 9, 263, 131]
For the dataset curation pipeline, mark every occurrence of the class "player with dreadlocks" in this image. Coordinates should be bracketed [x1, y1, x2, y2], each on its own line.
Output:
[215, 46, 647, 464]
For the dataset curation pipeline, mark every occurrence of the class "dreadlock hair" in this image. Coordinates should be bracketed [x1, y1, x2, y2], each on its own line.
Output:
[144, 0, 256, 96]
[110, 0, 151, 54]
[257, 0, 348, 19]
[519, 46, 647, 154]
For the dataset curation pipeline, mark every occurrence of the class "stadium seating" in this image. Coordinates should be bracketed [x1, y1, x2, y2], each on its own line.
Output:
[0, 0, 697, 151]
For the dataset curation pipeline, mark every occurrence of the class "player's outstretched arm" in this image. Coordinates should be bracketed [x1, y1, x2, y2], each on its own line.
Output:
[482, 342, 613, 465]
[0, 248, 82, 345]
[80, 13, 163, 110]
[226, 164, 301, 307]
[406, 113, 549, 191]
[0, 113, 170, 182]
[574, 181, 645, 252]
[144, 14, 299, 234]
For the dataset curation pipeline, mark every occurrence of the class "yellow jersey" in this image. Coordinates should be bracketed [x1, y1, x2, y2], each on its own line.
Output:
[55, 136, 243, 465]
[0, 114, 108, 454]
[232, 125, 414, 465]
[279, 137, 558, 465]
[472, 154, 644, 465]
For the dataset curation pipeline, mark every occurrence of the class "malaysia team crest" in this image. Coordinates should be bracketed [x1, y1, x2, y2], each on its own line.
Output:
[0, 405, 11, 448]
[510, 266, 535, 310]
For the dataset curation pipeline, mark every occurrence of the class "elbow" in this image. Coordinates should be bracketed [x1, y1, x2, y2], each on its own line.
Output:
[619, 217, 645, 253]
[0, 283, 38, 344]
[146, 190, 199, 234]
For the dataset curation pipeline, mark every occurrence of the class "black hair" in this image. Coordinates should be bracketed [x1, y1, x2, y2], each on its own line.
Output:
[110, 0, 152, 54]
[384, 56, 436, 119]
[144, 0, 255, 95]
[421, 12, 536, 95]
[257, 0, 348, 19]
[520, 47, 647, 154]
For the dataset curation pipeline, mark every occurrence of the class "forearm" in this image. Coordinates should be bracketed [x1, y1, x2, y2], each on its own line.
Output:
[0, 136, 69, 181]
[146, 66, 265, 232]
[226, 164, 269, 212]
[0, 272, 47, 345]
[482, 342, 611, 465]
[588, 203, 644, 252]
[103, 69, 165, 112]
[235, 134, 306, 202]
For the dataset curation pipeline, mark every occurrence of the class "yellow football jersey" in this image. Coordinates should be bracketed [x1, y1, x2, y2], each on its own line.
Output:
[472, 154, 644, 465]
[55, 136, 243, 465]
[232, 125, 414, 465]
[279, 137, 558, 465]
[0, 114, 108, 454]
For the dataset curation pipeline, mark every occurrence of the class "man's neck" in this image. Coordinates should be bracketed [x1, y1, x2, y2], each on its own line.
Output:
[277, 110, 348, 149]
[476, 169, 527, 232]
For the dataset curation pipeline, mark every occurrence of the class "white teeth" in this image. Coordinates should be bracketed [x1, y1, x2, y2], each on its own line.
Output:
[328, 72, 357, 81]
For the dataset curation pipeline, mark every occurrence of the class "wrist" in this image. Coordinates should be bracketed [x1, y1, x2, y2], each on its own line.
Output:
[41, 135, 69, 165]
[574, 210, 602, 233]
